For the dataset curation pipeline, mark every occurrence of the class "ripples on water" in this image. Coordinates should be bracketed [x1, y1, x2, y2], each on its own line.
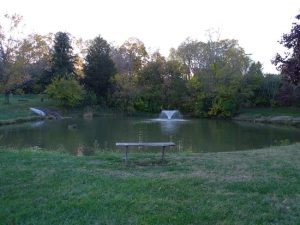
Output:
[0, 115, 299, 154]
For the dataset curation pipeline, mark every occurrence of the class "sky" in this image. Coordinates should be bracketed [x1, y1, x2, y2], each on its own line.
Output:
[1, 0, 300, 73]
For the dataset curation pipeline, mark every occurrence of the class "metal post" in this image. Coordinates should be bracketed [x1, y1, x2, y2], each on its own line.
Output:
[161, 146, 165, 161]
[125, 146, 128, 164]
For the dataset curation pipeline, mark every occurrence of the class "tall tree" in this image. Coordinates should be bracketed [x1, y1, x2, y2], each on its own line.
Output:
[239, 62, 264, 106]
[175, 38, 250, 117]
[0, 14, 29, 104]
[273, 13, 300, 85]
[83, 36, 116, 102]
[51, 32, 75, 78]
[176, 38, 204, 79]
[259, 74, 282, 106]
[175, 38, 249, 80]
[273, 13, 300, 105]
[111, 38, 148, 76]
[135, 58, 164, 112]
[162, 60, 188, 110]
[17, 33, 53, 93]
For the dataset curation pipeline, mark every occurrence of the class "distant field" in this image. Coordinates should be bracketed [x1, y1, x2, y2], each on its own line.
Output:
[0, 145, 299, 225]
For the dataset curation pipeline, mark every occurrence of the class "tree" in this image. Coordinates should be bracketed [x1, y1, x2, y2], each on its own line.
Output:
[273, 13, 300, 105]
[175, 37, 204, 79]
[135, 59, 164, 112]
[259, 74, 281, 106]
[111, 38, 148, 76]
[175, 38, 251, 117]
[273, 14, 300, 85]
[83, 36, 116, 103]
[175, 38, 250, 81]
[133, 52, 188, 112]
[73, 37, 89, 78]
[239, 62, 264, 106]
[46, 78, 84, 107]
[0, 14, 29, 104]
[162, 60, 188, 110]
[51, 32, 75, 79]
[110, 73, 139, 112]
[17, 33, 53, 93]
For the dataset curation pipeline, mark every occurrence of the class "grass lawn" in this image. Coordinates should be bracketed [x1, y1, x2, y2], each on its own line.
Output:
[0, 94, 58, 121]
[0, 145, 299, 225]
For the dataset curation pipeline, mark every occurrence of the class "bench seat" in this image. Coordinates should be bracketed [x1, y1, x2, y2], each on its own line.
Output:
[116, 142, 175, 163]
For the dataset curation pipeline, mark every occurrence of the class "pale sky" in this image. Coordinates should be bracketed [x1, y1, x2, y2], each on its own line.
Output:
[1, 0, 300, 73]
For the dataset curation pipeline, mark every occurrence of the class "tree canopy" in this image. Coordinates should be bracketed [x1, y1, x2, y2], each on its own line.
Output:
[0, 13, 288, 114]
[51, 32, 75, 79]
[273, 13, 300, 105]
[273, 14, 300, 84]
[83, 36, 116, 102]
[0, 14, 29, 103]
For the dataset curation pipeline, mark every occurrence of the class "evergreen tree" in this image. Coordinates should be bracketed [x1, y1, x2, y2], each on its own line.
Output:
[51, 32, 75, 78]
[83, 36, 116, 101]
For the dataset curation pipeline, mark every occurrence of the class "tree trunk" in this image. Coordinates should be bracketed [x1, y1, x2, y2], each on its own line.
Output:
[4, 91, 10, 104]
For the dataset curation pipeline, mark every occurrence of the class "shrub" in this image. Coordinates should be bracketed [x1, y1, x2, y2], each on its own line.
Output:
[46, 78, 85, 107]
[83, 91, 98, 106]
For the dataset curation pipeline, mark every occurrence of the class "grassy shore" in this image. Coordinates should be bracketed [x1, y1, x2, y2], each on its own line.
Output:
[234, 107, 300, 127]
[239, 107, 300, 117]
[0, 145, 299, 225]
[0, 94, 61, 125]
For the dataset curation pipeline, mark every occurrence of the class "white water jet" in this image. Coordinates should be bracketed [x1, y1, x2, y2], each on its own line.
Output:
[159, 110, 182, 120]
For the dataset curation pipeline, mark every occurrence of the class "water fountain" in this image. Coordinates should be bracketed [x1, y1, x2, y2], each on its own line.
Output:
[142, 110, 186, 134]
[159, 110, 182, 120]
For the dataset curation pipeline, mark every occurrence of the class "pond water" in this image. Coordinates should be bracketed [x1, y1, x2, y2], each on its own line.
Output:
[0, 115, 300, 154]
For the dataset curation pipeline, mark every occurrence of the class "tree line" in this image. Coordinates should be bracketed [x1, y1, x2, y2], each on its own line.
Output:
[1, 13, 299, 117]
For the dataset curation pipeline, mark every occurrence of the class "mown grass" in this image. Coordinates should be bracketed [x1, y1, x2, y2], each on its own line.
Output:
[0, 144, 299, 225]
[0, 94, 64, 127]
[0, 94, 59, 121]
[239, 107, 300, 117]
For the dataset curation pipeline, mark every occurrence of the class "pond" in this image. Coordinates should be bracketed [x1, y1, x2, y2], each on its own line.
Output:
[0, 114, 300, 154]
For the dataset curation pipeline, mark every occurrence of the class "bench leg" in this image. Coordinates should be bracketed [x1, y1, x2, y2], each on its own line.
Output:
[125, 146, 128, 163]
[161, 146, 165, 161]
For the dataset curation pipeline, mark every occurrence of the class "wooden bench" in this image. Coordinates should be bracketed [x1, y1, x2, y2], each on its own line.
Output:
[116, 142, 175, 163]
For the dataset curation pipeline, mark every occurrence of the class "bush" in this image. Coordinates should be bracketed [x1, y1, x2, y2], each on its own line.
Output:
[208, 89, 239, 118]
[83, 91, 98, 106]
[46, 78, 85, 107]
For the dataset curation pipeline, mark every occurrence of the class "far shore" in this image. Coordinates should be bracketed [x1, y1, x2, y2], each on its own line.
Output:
[2, 94, 300, 128]
[233, 114, 300, 127]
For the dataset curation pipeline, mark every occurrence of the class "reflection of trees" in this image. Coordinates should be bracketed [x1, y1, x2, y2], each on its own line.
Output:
[1, 118, 300, 154]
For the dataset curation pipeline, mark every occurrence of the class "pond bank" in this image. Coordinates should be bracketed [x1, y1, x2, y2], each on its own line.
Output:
[1, 144, 299, 224]
[0, 94, 61, 126]
[0, 116, 44, 126]
[233, 114, 300, 127]
[233, 107, 300, 127]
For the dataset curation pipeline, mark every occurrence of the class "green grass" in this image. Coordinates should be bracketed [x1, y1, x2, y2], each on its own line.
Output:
[0, 94, 59, 121]
[0, 145, 299, 225]
[239, 107, 300, 117]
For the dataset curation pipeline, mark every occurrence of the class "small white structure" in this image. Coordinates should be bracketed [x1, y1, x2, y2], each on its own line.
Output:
[30, 107, 46, 117]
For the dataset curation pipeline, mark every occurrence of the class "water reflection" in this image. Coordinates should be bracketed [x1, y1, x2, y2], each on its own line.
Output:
[160, 120, 180, 134]
[146, 118, 188, 135]
[31, 120, 45, 128]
